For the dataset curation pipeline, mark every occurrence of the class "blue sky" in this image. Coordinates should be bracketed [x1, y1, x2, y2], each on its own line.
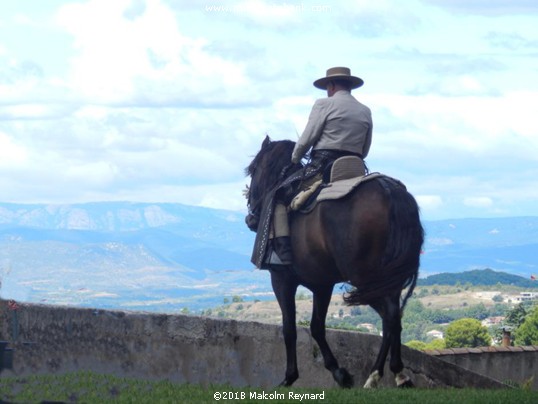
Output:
[1, 0, 537, 220]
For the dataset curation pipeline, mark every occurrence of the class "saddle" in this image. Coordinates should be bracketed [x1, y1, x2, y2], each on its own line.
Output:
[290, 156, 381, 213]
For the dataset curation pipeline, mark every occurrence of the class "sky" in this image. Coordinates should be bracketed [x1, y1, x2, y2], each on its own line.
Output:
[1, 0, 537, 221]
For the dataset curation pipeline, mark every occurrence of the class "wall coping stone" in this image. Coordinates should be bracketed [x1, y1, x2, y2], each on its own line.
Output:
[425, 345, 538, 356]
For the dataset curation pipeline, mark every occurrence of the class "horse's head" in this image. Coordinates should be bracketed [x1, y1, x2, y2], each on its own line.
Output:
[244, 135, 297, 232]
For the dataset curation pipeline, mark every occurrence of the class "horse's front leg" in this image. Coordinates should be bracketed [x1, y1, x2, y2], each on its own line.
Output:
[310, 285, 353, 388]
[270, 270, 299, 387]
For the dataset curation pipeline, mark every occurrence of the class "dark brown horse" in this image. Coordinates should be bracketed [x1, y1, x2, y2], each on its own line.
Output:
[245, 136, 424, 388]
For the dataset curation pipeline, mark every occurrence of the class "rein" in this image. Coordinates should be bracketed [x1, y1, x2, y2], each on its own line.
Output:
[247, 187, 262, 221]
[247, 162, 300, 220]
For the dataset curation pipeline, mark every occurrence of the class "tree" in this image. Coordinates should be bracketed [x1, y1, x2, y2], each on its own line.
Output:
[427, 338, 446, 350]
[514, 305, 538, 346]
[465, 303, 488, 320]
[350, 307, 362, 316]
[492, 294, 504, 303]
[505, 303, 528, 328]
[417, 288, 429, 298]
[405, 340, 427, 351]
[445, 318, 491, 348]
[405, 339, 445, 351]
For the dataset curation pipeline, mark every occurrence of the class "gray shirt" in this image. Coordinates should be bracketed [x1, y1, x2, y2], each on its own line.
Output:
[291, 90, 372, 164]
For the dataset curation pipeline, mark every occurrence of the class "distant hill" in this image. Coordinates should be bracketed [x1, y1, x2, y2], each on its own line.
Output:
[1, 202, 537, 312]
[418, 268, 537, 288]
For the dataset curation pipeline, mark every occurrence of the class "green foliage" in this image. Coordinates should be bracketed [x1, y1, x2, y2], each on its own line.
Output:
[514, 305, 538, 346]
[297, 319, 310, 327]
[492, 294, 504, 302]
[406, 338, 445, 351]
[399, 298, 496, 343]
[405, 340, 427, 350]
[427, 338, 446, 350]
[417, 288, 429, 297]
[232, 295, 243, 303]
[350, 306, 362, 316]
[445, 318, 491, 348]
[506, 303, 529, 328]
[296, 291, 310, 300]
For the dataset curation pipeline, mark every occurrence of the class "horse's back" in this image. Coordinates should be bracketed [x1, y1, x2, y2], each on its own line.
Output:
[291, 179, 392, 285]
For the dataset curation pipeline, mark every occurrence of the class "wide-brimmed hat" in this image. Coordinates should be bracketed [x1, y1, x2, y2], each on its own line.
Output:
[313, 66, 364, 90]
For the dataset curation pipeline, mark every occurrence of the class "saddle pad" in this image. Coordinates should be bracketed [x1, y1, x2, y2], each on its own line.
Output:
[291, 172, 384, 213]
[317, 172, 383, 202]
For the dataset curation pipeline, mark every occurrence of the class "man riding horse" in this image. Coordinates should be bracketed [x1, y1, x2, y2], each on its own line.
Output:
[257, 66, 373, 271]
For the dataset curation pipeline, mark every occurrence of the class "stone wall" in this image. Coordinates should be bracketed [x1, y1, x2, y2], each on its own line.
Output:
[428, 347, 538, 389]
[0, 300, 511, 389]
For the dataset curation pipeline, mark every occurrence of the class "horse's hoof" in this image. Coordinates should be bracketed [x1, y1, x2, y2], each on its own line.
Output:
[397, 379, 414, 388]
[277, 380, 291, 387]
[277, 374, 298, 387]
[395, 372, 414, 388]
[334, 367, 354, 388]
[364, 370, 381, 389]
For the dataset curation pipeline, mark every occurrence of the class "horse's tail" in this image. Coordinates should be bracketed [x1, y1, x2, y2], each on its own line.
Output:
[344, 177, 424, 310]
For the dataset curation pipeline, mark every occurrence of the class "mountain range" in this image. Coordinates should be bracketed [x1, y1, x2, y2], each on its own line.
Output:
[0, 202, 536, 312]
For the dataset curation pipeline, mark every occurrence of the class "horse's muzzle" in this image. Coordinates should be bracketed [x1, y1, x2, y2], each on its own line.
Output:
[245, 213, 259, 232]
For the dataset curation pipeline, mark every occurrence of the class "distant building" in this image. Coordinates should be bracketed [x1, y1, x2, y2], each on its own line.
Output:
[512, 292, 537, 302]
[426, 330, 444, 339]
[481, 316, 505, 327]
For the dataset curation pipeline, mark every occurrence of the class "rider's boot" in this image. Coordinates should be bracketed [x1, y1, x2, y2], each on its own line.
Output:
[273, 236, 293, 265]
[270, 203, 293, 269]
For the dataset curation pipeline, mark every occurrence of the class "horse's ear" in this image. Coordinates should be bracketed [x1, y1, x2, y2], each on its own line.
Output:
[262, 135, 271, 149]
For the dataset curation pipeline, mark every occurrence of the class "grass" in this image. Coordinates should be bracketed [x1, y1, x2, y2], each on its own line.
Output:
[0, 371, 537, 403]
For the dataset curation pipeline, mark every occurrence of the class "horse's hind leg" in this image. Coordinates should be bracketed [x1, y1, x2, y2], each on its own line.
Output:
[387, 301, 414, 388]
[364, 295, 398, 388]
[310, 285, 353, 388]
[270, 270, 299, 387]
[365, 294, 413, 388]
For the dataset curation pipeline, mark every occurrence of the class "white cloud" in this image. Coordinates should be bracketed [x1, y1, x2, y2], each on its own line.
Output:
[369, 90, 538, 167]
[0, 132, 28, 168]
[54, 0, 248, 105]
[0, 0, 536, 220]
[233, 0, 302, 26]
[464, 197, 494, 208]
[423, 0, 538, 16]
[416, 195, 443, 210]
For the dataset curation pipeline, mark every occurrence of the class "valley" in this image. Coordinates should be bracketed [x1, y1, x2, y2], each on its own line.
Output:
[201, 283, 537, 344]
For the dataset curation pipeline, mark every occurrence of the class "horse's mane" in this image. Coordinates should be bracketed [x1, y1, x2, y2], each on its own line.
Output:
[245, 139, 296, 178]
[245, 138, 297, 212]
